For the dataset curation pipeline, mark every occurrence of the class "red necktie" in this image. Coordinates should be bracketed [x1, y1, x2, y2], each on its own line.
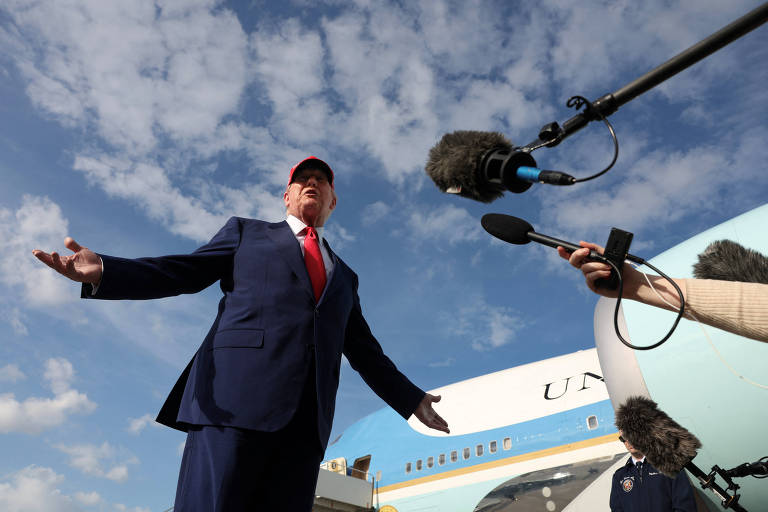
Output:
[304, 227, 326, 302]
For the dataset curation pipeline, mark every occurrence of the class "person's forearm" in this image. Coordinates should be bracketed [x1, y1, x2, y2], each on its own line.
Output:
[623, 270, 768, 342]
[621, 266, 687, 312]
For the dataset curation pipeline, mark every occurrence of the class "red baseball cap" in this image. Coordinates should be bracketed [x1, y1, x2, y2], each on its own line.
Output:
[288, 156, 334, 188]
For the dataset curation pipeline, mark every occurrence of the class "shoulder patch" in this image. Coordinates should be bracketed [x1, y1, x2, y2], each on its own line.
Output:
[622, 476, 634, 493]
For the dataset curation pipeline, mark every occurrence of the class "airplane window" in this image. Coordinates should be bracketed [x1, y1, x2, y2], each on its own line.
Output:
[587, 415, 599, 430]
[476, 444, 483, 456]
[427, 456, 434, 468]
[503, 437, 512, 450]
[463, 447, 470, 460]
[405, 462, 411, 474]
[489, 440, 497, 453]
[416, 459, 423, 471]
[438, 453, 446, 465]
[450, 450, 458, 463]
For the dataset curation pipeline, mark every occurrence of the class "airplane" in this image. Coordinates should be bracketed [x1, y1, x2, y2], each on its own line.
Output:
[320, 203, 768, 511]
[322, 348, 628, 511]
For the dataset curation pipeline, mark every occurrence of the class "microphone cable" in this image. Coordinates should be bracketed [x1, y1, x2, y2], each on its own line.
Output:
[605, 257, 686, 350]
[567, 96, 620, 184]
[525, 95, 620, 183]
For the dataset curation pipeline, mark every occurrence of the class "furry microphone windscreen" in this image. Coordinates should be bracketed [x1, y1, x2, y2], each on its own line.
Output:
[425, 130, 512, 203]
[615, 396, 702, 478]
[693, 239, 768, 284]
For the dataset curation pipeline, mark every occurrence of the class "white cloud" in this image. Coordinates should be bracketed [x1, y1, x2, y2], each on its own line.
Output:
[428, 358, 455, 368]
[406, 204, 484, 246]
[73, 491, 101, 506]
[0, 466, 80, 512]
[482, 306, 526, 351]
[4, 0, 249, 155]
[324, 223, 356, 252]
[2, 0, 276, 244]
[126, 413, 157, 435]
[250, 18, 326, 143]
[43, 358, 75, 395]
[0, 466, 142, 511]
[3, 0, 764, 251]
[0, 195, 74, 307]
[538, 130, 768, 242]
[440, 294, 526, 351]
[545, 1, 755, 95]
[0, 364, 26, 383]
[0, 358, 96, 434]
[361, 201, 391, 226]
[3, 308, 29, 336]
[56, 442, 138, 483]
[73, 155, 227, 242]
[114, 505, 151, 512]
[72, 154, 290, 242]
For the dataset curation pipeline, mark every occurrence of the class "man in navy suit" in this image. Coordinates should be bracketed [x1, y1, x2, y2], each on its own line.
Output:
[33, 156, 449, 511]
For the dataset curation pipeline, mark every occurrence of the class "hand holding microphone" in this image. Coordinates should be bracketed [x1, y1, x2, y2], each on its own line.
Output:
[482, 213, 685, 350]
[480, 213, 635, 294]
[559, 241, 634, 299]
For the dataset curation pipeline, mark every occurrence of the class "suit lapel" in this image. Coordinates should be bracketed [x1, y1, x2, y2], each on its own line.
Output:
[321, 238, 342, 301]
[266, 221, 315, 301]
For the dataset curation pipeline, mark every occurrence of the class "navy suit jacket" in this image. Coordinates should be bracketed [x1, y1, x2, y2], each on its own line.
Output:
[84, 217, 425, 450]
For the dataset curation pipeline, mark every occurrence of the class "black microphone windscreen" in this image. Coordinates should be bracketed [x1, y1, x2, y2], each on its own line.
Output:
[481, 214, 533, 245]
[615, 396, 701, 477]
[693, 239, 768, 284]
[425, 130, 512, 203]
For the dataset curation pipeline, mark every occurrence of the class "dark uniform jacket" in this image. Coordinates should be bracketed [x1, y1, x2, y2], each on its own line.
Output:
[610, 456, 697, 512]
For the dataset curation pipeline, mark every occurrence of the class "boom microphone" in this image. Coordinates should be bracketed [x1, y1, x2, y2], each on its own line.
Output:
[425, 130, 575, 203]
[615, 396, 702, 478]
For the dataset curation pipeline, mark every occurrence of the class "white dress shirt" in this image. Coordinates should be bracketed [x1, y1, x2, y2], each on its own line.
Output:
[286, 215, 334, 280]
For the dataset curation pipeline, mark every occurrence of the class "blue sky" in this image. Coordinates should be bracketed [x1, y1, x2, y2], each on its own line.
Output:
[0, 0, 766, 510]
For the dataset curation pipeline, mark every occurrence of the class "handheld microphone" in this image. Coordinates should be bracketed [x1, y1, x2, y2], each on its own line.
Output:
[425, 130, 575, 203]
[615, 396, 702, 478]
[480, 213, 607, 261]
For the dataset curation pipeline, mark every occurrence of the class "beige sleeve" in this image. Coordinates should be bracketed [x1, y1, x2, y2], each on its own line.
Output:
[684, 279, 768, 342]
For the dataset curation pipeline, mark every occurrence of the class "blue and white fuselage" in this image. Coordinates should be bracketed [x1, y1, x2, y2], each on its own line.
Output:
[324, 349, 626, 511]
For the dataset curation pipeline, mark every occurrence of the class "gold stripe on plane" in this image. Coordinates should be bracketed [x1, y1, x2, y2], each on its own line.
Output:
[377, 432, 619, 494]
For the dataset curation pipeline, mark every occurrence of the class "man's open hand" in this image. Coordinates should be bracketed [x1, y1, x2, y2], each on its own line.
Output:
[33, 237, 102, 285]
[413, 393, 449, 434]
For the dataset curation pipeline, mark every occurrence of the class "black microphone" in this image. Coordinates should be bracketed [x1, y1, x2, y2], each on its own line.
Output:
[480, 213, 606, 261]
[723, 460, 768, 478]
[615, 396, 702, 478]
[425, 130, 576, 203]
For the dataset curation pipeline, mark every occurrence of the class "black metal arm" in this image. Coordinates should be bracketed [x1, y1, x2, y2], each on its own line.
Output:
[524, 2, 768, 150]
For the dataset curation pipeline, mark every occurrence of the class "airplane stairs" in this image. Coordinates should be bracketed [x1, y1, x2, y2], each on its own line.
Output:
[313, 460, 375, 512]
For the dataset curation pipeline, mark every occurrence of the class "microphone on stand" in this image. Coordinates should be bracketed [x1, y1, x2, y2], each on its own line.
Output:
[615, 396, 701, 478]
[616, 396, 749, 511]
